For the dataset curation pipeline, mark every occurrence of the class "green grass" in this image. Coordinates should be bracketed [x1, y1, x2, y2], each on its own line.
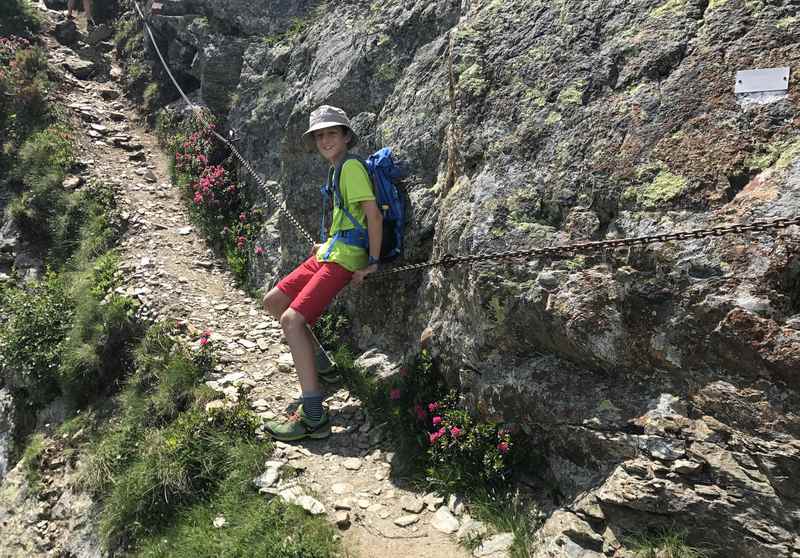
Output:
[627, 528, 711, 557]
[7, 124, 78, 247]
[57, 286, 139, 409]
[468, 488, 541, 558]
[21, 432, 46, 493]
[133, 459, 340, 558]
[74, 323, 335, 555]
[143, 82, 160, 111]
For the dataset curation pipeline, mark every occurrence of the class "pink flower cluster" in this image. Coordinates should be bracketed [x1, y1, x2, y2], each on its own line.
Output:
[199, 329, 212, 346]
[191, 164, 230, 207]
[426, 403, 465, 444]
[429, 427, 446, 444]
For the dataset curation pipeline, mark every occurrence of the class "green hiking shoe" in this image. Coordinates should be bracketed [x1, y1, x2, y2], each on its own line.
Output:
[264, 405, 331, 442]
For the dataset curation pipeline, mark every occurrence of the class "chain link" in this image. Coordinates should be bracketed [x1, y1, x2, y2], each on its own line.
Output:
[133, 3, 799, 282]
[369, 217, 800, 279]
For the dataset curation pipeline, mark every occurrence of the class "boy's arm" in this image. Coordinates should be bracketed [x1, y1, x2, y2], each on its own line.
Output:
[352, 200, 383, 285]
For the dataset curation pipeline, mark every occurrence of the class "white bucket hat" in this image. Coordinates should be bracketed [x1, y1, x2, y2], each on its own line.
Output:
[302, 105, 359, 150]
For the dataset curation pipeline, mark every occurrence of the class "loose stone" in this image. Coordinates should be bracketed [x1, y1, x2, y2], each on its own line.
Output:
[457, 515, 487, 542]
[473, 533, 515, 557]
[448, 493, 465, 515]
[332, 483, 352, 495]
[424, 491, 445, 511]
[393, 515, 420, 527]
[431, 506, 460, 534]
[295, 495, 326, 516]
[401, 496, 425, 514]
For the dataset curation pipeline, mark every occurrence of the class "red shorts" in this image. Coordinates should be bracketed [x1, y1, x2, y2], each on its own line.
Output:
[276, 256, 353, 325]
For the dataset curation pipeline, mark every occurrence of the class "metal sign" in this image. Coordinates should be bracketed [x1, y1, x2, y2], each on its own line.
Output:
[735, 67, 790, 94]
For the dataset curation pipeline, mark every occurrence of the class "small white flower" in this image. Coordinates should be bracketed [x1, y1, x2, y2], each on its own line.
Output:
[213, 515, 226, 528]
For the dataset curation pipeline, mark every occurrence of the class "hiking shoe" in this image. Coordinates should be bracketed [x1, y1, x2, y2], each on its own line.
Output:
[264, 405, 330, 442]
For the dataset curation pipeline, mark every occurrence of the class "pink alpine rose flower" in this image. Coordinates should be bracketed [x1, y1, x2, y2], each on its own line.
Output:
[389, 388, 401, 400]
[432, 416, 442, 426]
[497, 442, 510, 454]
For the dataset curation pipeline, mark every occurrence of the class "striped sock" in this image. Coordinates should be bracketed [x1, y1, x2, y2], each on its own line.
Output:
[302, 392, 324, 422]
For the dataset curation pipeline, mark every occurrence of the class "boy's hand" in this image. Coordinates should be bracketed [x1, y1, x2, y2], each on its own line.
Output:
[352, 264, 378, 286]
[310, 243, 322, 257]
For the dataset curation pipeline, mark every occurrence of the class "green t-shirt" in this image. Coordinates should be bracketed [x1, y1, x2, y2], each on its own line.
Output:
[316, 158, 376, 272]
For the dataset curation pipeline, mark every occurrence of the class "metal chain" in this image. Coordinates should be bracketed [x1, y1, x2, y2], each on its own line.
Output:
[370, 217, 800, 278]
[222, 140, 316, 245]
[132, 3, 799, 281]
[133, 2, 316, 246]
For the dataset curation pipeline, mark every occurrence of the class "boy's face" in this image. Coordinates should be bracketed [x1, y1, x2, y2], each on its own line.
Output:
[313, 126, 350, 164]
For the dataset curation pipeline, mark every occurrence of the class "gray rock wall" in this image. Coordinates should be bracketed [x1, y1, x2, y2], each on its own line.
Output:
[140, 0, 800, 555]
[0, 388, 13, 481]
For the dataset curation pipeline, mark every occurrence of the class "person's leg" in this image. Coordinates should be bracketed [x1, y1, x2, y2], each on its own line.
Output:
[262, 287, 291, 320]
[265, 261, 351, 440]
[280, 308, 320, 395]
[84, 0, 93, 25]
[67, 0, 75, 18]
[265, 278, 335, 378]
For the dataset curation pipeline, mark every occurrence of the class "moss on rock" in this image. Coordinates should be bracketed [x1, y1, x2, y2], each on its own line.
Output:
[557, 80, 586, 106]
[626, 169, 689, 208]
[776, 139, 800, 170]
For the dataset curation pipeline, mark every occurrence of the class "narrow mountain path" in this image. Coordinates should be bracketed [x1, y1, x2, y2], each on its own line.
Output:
[41, 7, 477, 557]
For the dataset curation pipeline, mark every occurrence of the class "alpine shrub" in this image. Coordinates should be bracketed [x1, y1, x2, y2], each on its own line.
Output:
[0, 273, 72, 409]
[0, 0, 41, 37]
[425, 392, 513, 492]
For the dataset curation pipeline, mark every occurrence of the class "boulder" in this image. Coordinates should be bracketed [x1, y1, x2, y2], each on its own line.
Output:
[86, 24, 113, 45]
[53, 19, 79, 45]
[62, 57, 96, 80]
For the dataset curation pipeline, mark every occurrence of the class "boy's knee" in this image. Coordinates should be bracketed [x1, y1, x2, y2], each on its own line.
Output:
[262, 290, 285, 318]
[279, 308, 306, 332]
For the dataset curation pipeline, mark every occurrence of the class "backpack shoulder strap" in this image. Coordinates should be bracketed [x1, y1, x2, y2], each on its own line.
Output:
[332, 155, 368, 205]
[331, 155, 367, 232]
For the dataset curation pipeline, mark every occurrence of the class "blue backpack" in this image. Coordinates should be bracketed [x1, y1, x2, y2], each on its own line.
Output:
[319, 147, 407, 263]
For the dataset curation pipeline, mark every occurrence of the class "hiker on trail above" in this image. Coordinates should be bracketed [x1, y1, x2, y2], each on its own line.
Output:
[261, 105, 383, 442]
[67, 0, 94, 26]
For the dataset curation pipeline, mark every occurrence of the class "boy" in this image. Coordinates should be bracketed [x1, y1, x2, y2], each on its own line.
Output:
[261, 105, 382, 441]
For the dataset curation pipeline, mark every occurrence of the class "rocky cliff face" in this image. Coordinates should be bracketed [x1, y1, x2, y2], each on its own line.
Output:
[140, 0, 800, 555]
